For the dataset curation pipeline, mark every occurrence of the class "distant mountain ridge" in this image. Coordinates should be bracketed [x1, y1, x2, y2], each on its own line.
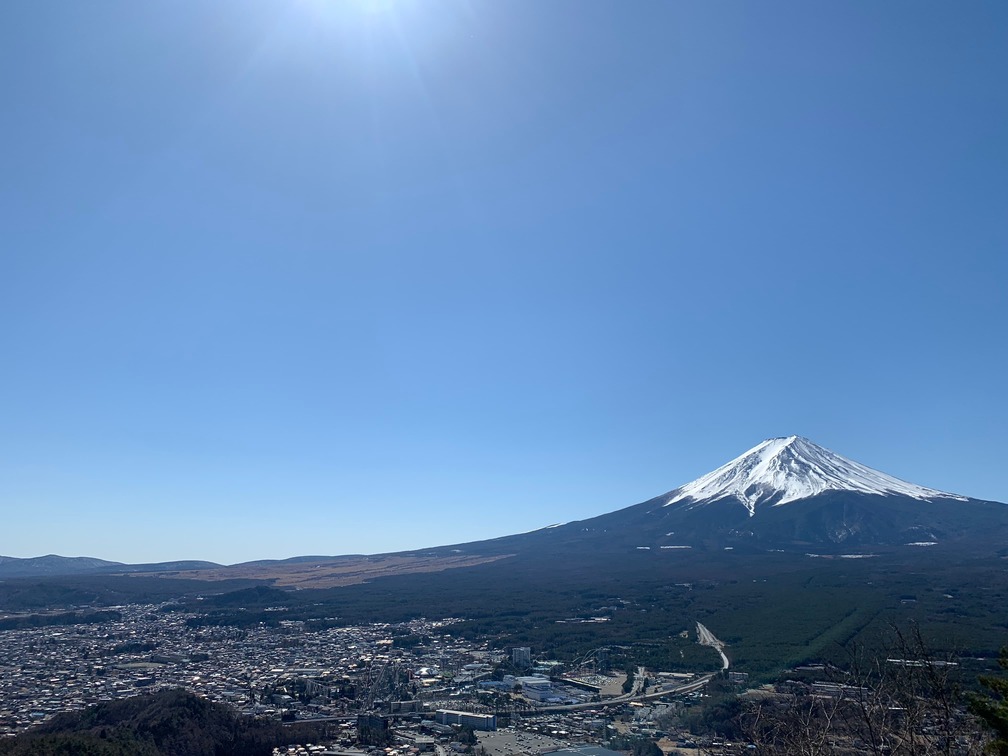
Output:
[0, 554, 124, 577]
[0, 555, 221, 579]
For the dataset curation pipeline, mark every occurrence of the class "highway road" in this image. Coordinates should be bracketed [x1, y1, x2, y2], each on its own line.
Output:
[695, 621, 730, 671]
[526, 626, 729, 714]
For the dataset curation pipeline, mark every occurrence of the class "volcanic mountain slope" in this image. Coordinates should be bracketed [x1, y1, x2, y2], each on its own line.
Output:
[440, 436, 1007, 556]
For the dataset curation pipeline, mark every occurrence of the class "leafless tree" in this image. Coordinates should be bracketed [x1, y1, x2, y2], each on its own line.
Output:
[743, 687, 845, 755]
[742, 624, 988, 756]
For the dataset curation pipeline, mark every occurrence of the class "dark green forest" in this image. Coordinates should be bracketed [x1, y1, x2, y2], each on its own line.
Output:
[2, 550, 1006, 682]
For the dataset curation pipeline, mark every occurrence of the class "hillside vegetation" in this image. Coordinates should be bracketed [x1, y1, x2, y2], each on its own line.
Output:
[0, 689, 332, 756]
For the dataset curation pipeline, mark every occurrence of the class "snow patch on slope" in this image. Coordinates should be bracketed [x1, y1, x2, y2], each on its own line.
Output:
[665, 436, 967, 516]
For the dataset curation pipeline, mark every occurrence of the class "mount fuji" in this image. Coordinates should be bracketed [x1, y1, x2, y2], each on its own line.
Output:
[665, 436, 967, 515]
[444, 436, 1007, 556]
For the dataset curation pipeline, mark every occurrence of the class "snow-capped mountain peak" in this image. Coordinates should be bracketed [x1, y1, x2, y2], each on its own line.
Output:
[665, 436, 967, 516]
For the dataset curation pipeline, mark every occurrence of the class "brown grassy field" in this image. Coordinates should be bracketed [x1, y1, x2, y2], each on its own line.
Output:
[126, 553, 511, 589]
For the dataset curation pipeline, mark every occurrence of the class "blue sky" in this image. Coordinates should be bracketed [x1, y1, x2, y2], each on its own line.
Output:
[2, 1, 1005, 564]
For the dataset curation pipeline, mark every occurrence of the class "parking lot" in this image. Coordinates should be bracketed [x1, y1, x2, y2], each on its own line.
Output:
[478, 728, 569, 756]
